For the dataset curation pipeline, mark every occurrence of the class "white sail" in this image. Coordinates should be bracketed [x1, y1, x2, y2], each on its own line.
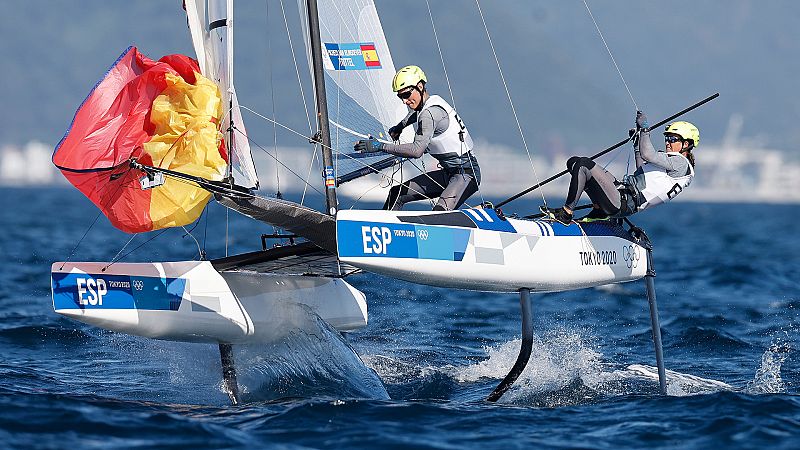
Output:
[298, 0, 410, 184]
[185, 0, 259, 189]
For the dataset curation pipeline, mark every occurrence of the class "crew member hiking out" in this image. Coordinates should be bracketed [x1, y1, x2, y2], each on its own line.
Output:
[354, 65, 481, 210]
[541, 111, 697, 225]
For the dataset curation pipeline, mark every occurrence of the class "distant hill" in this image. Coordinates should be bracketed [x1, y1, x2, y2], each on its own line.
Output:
[1, 0, 796, 154]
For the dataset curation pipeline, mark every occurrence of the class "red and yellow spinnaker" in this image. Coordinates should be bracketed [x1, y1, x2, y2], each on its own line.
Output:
[53, 46, 228, 233]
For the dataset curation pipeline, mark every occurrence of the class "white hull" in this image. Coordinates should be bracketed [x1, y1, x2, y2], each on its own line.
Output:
[51, 261, 367, 344]
[337, 209, 648, 293]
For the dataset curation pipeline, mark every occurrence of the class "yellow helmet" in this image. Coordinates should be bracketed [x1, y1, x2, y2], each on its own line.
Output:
[664, 121, 700, 148]
[392, 65, 427, 92]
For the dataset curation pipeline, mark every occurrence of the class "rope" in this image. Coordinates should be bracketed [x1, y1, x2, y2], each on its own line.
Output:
[202, 203, 209, 260]
[475, 0, 547, 207]
[582, 0, 638, 110]
[345, 176, 390, 210]
[300, 144, 319, 206]
[182, 224, 203, 259]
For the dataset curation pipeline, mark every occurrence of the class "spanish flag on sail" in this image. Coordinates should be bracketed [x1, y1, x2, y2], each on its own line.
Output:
[360, 44, 381, 68]
[53, 47, 228, 234]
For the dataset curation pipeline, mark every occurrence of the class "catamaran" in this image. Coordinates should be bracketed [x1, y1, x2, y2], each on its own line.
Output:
[51, 0, 715, 403]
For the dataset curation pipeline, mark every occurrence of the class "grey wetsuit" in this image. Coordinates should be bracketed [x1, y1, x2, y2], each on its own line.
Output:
[563, 131, 693, 216]
[382, 103, 480, 211]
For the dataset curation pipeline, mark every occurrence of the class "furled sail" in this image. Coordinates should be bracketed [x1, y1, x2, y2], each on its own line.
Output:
[53, 47, 228, 233]
[298, 0, 411, 184]
[184, 0, 259, 189]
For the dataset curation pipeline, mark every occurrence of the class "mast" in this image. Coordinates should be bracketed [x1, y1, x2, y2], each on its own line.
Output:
[305, 0, 338, 215]
[226, 0, 235, 185]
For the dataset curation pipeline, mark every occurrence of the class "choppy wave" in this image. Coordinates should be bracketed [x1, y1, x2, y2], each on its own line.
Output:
[4, 191, 800, 448]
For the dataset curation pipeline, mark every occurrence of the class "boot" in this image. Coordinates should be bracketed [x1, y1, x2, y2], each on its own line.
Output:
[539, 205, 573, 225]
[578, 208, 610, 223]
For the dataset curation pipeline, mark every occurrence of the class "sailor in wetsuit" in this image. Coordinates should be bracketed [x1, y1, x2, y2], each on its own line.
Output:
[541, 111, 697, 225]
[354, 65, 481, 210]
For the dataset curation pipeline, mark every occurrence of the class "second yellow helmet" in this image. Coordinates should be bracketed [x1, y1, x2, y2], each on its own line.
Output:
[664, 121, 700, 148]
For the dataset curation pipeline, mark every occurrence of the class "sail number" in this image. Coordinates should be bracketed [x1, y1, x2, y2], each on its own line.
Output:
[361, 226, 393, 254]
[76, 277, 108, 306]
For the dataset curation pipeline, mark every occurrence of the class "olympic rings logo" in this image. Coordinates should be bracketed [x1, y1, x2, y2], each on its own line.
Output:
[133, 280, 144, 291]
[418, 229, 429, 240]
[622, 245, 640, 269]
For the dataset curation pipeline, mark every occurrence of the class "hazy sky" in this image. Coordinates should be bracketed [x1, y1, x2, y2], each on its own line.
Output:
[1, 1, 796, 153]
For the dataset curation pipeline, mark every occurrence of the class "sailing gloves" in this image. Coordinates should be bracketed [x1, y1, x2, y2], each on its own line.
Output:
[354, 138, 384, 153]
[635, 110, 649, 130]
[388, 124, 403, 141]
[631, 110, 649, 148]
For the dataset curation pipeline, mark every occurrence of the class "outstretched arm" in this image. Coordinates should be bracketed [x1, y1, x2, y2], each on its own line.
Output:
[634, 111, 676, 170]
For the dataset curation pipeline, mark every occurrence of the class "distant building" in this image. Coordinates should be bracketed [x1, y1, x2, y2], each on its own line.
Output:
[0, 141, 63, 186]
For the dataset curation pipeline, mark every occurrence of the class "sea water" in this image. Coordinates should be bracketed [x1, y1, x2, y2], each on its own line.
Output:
[1, 187, 799, 449]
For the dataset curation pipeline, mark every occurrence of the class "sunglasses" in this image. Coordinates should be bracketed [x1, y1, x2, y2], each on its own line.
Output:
[664, 135, 683, 143]
[397, 89, 414, 100]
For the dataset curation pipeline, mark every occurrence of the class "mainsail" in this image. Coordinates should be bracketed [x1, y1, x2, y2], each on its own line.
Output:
[211, 0, 413, 248]
[184, 0, 259, 189]
[298, 0, 411, 184]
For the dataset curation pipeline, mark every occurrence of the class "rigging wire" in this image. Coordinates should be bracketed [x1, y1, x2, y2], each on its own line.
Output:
[58, 166, 135, 270]
[424, 0, 457, 108]
[265, 0, 281, 194]
[583, 0, 641, 182]
[237, 105, 426, 198]
[103, 228, 171, 271]
[106, 233, 138, 268]
[231, 124, 325, 197]
[59, 208, 107, 270]
[236, 105, 446, 206]
[104, 197, 211, 268]
[279, 0, 322, 208]
[582, 0, 639, 110]
[474, 0, 548, 207]
[265, 0, 289, 242]
[425, 0, 486, 207]
[279, 0, 314, 135]
[292, 0, 326, 208]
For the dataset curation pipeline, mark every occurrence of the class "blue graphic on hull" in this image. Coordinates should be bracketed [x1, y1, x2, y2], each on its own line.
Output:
[463, 208, 517, 232]
[51, 273, 185, 311]
[337, 221, 470, 261]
